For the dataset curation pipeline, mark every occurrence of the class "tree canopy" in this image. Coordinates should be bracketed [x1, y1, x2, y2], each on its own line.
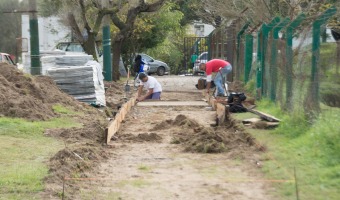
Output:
[0, 0, 22, 57]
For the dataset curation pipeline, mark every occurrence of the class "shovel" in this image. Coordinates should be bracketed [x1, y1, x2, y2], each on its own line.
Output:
[125, 68, 130, 93]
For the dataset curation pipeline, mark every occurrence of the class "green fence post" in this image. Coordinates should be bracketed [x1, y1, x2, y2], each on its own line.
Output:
[29, 0, 41, 75]
[102, 5, 112, 81]
[244, 33, 253, 84]
[236, 22, 250, 80]
[261, 17, 280, 97]
[207, 32, 212, 61]
[285, 14, 306, 110]
[270, 17, 290, 102]
[310, 6, 337, 112]
[256, 27, 263, 100]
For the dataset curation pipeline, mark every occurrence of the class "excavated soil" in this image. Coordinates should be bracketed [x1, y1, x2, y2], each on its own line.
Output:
[0, 63, 81, 120]
[117, 132, 163, 143]
[153, 114, 260, 154]
[0, 64, 114, 197]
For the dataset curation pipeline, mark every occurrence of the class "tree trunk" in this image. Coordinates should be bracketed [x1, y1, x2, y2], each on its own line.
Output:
[82, 32, 98, 61]
[321, 28, 327, 43]
[111, 39, 123, 81]
[337, 41, 340, 75]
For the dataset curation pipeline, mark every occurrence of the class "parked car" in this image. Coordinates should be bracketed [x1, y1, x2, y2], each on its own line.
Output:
[55, 42, 85, 52]
[0, 53, 16, 65]
[136, 53, 170, 76]
[53, 42, 127, 76]
[193, 52, 208, 75]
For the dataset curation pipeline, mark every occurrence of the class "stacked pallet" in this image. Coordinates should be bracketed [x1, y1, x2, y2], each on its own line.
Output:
[47, 66, 98, 103]
[45, 55, 105, 106]
[41, 54, 93, 75]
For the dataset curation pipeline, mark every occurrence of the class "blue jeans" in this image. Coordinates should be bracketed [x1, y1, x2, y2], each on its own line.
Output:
[214, 64, 232, 95]
[145, 92, 161, 100]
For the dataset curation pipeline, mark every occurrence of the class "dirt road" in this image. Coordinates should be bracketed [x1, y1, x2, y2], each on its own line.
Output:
[66, 76, 273, 199]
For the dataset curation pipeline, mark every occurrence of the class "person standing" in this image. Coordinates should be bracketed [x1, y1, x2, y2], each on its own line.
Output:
[199, 59, 232, 96]
[190, 52, 198, 69]
[137, 73, 162, 101]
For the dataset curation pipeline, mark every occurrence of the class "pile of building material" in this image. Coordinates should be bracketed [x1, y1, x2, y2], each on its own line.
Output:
[41, 53, 93, 75]
[45, 55, 105, 106]
[22, 51, 66, 74]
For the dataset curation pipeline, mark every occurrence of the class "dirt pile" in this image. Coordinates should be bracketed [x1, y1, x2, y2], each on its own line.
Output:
[150, 114, 200, 131]
[118, 132, 162, 143]
[154, 114, 261, 154]
[45, 118, 106, 143]
[48, 145, 110, 181]
[105, 81, 127, 108]
[0, 63, 81, 120]
[172, 126, 257, 153]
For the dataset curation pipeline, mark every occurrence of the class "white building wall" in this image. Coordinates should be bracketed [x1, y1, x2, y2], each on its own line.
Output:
[21, 15, 71, 51]
[188, 22, 215, 37]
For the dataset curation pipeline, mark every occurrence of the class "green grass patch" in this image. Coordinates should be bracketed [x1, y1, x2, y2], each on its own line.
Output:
[52, 104, 81, 115]
[138, 164, 152, 172]
[242, 100, 340, 200]
[0, 117, 81, 199]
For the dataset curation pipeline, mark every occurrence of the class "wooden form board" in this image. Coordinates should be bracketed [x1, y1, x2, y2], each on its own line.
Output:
[204, 92, 228, 126]
[106, 97, 136, 144]
[137, 101, 209, 107]
[248, 109, 281, 122]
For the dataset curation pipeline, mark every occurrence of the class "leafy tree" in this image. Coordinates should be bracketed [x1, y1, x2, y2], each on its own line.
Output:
[109, 0, 166, 80]
[40, 0, 167, 81]
[0, 0, 22, 58]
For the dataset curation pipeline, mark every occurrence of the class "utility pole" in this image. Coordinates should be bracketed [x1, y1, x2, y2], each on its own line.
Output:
[29, 0, 41, 75]
[102, 0, 112, 81]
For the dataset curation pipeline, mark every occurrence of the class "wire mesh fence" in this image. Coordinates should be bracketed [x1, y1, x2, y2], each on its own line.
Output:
[225, 6, 339, 118]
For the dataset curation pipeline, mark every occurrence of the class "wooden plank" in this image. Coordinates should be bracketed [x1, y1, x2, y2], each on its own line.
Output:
[242, 118, 262, 124]
[248, 109, 281, 122]
[216, 103, 226, 125]
[204, 93, 217, 111]
[106, 96, 137, 144]
[137, 101, 208, 107]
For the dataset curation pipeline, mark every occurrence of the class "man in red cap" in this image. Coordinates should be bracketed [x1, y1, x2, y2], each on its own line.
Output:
[199, 59, 232, 96]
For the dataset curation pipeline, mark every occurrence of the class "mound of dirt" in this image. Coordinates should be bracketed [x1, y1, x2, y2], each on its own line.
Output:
[45, 118, 106, 143]
[168, 114, 260, 154]
[48, 145, 110, 181]
[105, 81, 127, 108]
[118, 132, 162, 143]
[150, 115, 200, 131]
[0, 63, 81, 120]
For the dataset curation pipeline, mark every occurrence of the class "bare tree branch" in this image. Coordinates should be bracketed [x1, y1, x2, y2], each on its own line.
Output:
[79, 0, 91, 32]
[67, 12, 83, 42]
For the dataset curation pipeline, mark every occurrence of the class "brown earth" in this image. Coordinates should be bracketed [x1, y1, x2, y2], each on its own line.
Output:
[0, 63, 82, 120]
[0, 73, 271, 199]
[151, 114, 261, 154]
[62, 105, 272, 200]
[0, 64, 118, 198]
[56, 76, 274, 200]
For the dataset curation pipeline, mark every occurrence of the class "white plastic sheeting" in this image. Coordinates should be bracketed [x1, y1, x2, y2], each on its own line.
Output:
[45, 54, 105, 106]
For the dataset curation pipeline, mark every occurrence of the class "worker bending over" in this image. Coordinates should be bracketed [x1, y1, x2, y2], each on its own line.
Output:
[199, 59, 232, 96]
[137, 73, 162, 101]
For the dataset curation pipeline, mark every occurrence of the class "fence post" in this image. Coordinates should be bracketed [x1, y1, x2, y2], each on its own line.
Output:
[262, 17, 280, 97]
[256, 28, 263, 100]
[285, 14, 306, 111]
[270, 17, 290, 102]
[29, 0, 41, 75]
[310, 6, 337, 113]
[244, 33, 253, 84]
[102, 0, 112, 81]
[256, 17, 280, 99]
[236, 22, 250, 81]
[207, 32, 212, 61]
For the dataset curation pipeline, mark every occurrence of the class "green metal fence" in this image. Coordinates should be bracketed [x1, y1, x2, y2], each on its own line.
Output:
[230, 6, 338, 116]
